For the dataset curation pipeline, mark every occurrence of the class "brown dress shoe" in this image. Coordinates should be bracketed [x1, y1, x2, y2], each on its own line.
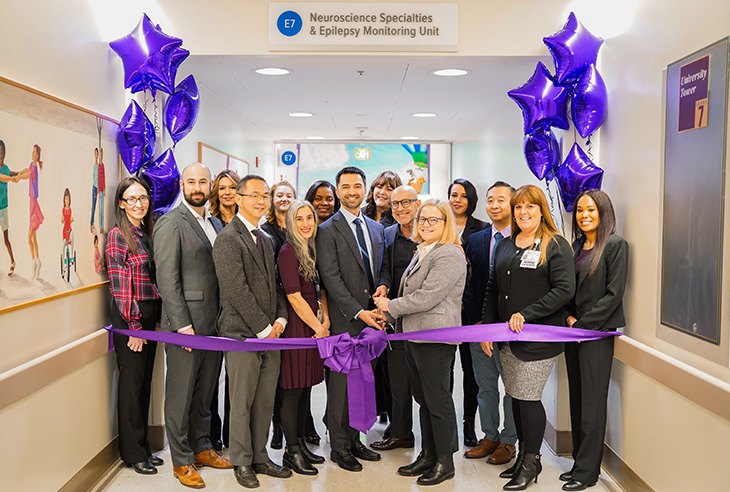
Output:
[488, 442, 517, 465]
[464, 437, 499, 459]
[194, 449, 233, 469]
[173, 465, 205, 489]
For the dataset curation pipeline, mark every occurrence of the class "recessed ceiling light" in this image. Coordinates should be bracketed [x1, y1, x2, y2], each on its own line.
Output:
[401, 136, 420, 140]
[255, 67, 291, 75]
[432, 68, 470, 77]
[412, 112, 437, 118]
[306, 136, 325, 140]
[289, 112, 313, 117]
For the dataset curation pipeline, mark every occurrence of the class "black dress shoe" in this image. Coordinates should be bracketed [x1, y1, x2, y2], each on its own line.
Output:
[562, 479, 596, 491]
[417, 462, 455, 486]
[252, 460, 292, 478]
[283, 449, 318, 475]
[211, 438, 223, 452]
[127, 461, 157, 475]
[234, 465, 260, 488]
[351, 441, 381, 461]
[148, 455, 164, 466]
[397, 451, 437, 477]
[330, 451, 363, 472]
[270, 424, 283, 450]
[297, 437, 325, 464]
[559, 471, 573, 482]
[304, 429, 321, 445]
[370, 436, 415, 451]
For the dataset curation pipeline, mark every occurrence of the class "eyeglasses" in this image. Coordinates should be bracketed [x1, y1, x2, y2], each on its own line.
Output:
[122, 195, 150, 206]
[238, 193, 271, 202]
[391, 199, 415, 209]
[417, 216, 445, 226]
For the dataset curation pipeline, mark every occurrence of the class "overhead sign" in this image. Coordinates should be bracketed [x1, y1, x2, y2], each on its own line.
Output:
[269, 3, 458, 51]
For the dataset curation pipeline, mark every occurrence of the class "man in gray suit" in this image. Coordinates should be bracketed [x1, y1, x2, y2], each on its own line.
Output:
[154, 162, 232, 489]
[316, 166, 386, 472]
[212, 174, 291, 489]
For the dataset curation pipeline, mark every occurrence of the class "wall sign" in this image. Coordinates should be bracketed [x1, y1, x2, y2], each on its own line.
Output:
[678, 55, 710, 132]
[269, 3, 458, 51]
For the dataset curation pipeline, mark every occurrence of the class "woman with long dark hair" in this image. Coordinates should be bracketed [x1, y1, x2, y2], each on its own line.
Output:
[305, 180, 339, 224]
[105, 176, 163, 474]
[481, 185, 575, 490]
[363, 170, 402, 227]
[560, 190, 628, 491]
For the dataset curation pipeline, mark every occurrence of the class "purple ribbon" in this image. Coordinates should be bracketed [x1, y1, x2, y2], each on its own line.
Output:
[105, 323, 618, 434]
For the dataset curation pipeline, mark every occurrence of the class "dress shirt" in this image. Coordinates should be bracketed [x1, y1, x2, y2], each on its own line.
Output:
[237, 212, 288, 338]
[182, 199, 217, 246]
[490, 223, 512, 257]
[341, 206, 375, 278]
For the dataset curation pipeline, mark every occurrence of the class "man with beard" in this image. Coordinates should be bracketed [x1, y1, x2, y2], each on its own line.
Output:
[316, 166, 385, 472]
[154, 162, 232, 488]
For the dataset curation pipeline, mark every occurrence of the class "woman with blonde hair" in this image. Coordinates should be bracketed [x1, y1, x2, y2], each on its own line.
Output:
[262, 180, 296, 258]
[481, 185, 575, 490]
[374, 198, 466, 486]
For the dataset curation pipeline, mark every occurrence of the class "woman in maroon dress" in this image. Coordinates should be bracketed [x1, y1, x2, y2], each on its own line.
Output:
[277, 199, 330, 475]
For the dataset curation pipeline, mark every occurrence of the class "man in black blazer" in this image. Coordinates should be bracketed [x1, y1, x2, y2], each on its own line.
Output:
[154, 163, 232, 489]
[462, 181, 518, 466]
[316, 166, 386, 472]
[212, 175, 291, 489]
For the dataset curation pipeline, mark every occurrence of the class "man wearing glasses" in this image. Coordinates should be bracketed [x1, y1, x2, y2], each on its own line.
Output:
[154, 163, 232, 489]
[212, 174, 291, 488]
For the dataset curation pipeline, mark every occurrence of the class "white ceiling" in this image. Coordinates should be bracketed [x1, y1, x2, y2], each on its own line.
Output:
[184, 54, 551, 143]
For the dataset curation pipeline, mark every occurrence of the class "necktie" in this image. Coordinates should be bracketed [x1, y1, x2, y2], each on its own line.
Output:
[353, 218, 375, 293]
[490, 231, 503, 274]
[251, 229, 266, 260]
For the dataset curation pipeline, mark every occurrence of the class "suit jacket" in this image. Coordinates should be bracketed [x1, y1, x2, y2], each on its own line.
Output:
[568, 234, 629, 331]
[462, 226, 494, 325]
[482, 235, 575, 361]
[316, 210, 385, 336]
[153, 204, 223, 336]
[461, 215, 488, 248]
[213, 216, 288, 340]
[388, 243, 466, 342]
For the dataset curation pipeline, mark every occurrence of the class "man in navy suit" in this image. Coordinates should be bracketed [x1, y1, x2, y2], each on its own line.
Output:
[316, 166, 386, 472]
[462, 181, 518, 466]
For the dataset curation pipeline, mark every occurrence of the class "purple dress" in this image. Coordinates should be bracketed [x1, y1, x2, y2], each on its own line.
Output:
[29, 161, 44, 231]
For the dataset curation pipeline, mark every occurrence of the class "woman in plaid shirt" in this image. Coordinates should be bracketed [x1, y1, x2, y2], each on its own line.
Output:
[105, 176, 163, 475]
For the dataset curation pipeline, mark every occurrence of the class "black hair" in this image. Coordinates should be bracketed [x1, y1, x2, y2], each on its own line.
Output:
[237, 174, 268, 194]
[488, 181, 515, 193]
[305, 179, 340, 213]
[335, 166, 367, 187]
[114, 176, 154, 254]
[571, 189, 617, 277]
[448, 178, 479, 218]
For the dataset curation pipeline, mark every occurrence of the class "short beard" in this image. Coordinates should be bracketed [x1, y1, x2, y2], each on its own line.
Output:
[185, 193, 208, 207]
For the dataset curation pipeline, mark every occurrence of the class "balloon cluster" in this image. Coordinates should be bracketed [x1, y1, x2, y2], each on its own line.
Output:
[110, 13, 201, 214]
[508, 12, 607, 212]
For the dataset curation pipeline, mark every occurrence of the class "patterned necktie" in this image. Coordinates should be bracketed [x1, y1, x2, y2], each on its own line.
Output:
[353, 218, 375, 293]
[251, 229, 266, 260]
[490, 231, 504, 274]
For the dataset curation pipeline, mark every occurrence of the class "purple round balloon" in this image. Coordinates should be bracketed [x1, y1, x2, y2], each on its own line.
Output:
[571, 64, 608, 139]
[140, 148, 180, 215]
[556, 143, 604, 212]
[543, 12, 604, 85]
[523, 127, 561, 181]
[165, 75, 200, 145]
[508, 62, 571, 133]
[117, 100, 156, 174]
[109, 13, 182, 95]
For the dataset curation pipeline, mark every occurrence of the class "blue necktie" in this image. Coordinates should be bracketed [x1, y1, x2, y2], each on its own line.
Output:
[490, 231, 503, 274]
[354, 218, 375, 293]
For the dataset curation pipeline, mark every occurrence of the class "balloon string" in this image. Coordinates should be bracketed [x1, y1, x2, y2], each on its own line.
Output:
[153, 93, 159, 138]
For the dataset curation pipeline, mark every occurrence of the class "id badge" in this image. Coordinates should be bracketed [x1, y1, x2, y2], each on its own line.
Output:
[520, 250, 541, 269]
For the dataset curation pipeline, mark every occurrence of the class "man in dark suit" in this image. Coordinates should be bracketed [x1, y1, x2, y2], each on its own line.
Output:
[462, 181, 518, 466]
[154, 163, 232, 489]
[316, 166, 386, 472]
[212, 174, 291, 489]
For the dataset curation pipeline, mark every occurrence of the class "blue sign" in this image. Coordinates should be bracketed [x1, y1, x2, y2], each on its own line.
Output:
[277, 11, 302, 37]
[281, 151, 297, 166]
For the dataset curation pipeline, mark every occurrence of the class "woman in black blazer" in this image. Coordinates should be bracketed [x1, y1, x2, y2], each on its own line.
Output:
[448, 178, 487, 447]
[481, 185, 575, 491]
[561, 190, 628, 491]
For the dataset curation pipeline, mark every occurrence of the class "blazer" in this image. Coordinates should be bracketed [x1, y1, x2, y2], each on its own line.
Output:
[388, 243, 467, 342]
[316, 210, 385, 336]
[462, 226, 494, 325]
[461, 215, 488, 248]
[568, 234, 629, 331]
[482, 235, 575, 361]
[212, 216, 288, 340]
[153, 204, 223, 336]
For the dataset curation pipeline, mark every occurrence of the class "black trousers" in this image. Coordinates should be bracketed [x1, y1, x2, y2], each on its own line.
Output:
[565, 337, 615, 483]
[111, 299, 160, 464]
[406, 342, 458, 457]
[327, 367, 365, 453]
[388, 341, 413, 439]
[458, 342, 479, 421]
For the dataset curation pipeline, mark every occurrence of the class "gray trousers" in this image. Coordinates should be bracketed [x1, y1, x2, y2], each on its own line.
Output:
[470, 341, 517, 445]
[226, 350, 281, 466]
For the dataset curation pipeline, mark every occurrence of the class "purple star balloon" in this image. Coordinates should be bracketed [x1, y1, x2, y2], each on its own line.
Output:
[543, 12, 604, 84]
[523, 127, 561, 181]
[165, 75, 200, 146]
[140, 148, 181, 215]
[508, 62, 571, 133]
[571, 64, 608, 139]
[109, 13, 183, 95]
[117, 100, 156, 174]
[556, 143, 604, 212]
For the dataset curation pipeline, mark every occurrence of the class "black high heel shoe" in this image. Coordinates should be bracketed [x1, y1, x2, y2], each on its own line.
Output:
[298, 437, 325, 464]
[283, 448, 318, 475]
[499, 447, 524, 479]
[503, 453, 541, 490]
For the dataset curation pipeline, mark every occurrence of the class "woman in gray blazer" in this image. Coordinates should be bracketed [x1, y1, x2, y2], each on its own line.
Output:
[374, 198, 466, 486]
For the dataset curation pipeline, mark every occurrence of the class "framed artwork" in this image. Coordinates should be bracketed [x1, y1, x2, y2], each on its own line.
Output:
[0, 76, 120, 312]
[198, 142, 249, 178]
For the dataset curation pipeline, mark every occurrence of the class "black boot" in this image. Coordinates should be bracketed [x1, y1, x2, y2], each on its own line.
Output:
[499, 446, 524, 479]
[503, 453, 541, 490]
[417, 455, 455, 485]
[298, 437, 325, 464]
[463, 418, 478, 447]
[283, 446, 318, 475]
[270, 423, 283, 450]
[397, 449, 437, 477]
